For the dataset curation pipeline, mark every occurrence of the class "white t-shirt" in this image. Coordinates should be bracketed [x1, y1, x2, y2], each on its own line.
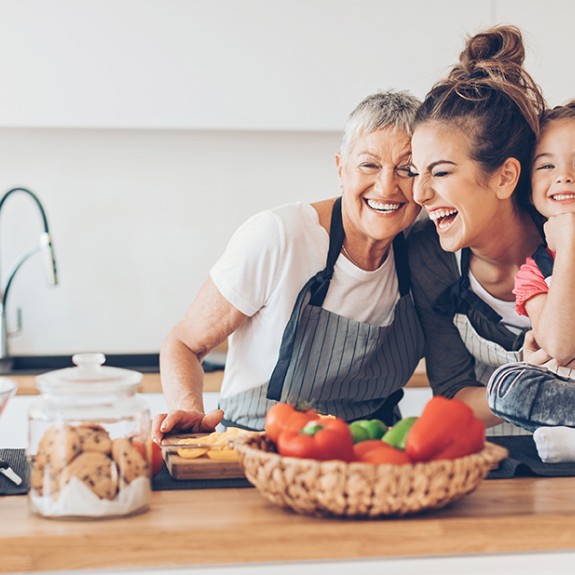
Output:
[454, 250, 531, 335]
[468, 271, 531, 334]
[210, 202, 400, 398]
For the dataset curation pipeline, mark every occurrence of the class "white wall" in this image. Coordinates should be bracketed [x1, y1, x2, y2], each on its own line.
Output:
[1, 0, 574, 357]
[0, 0, 491, 130]
[1, 129, 340, 354]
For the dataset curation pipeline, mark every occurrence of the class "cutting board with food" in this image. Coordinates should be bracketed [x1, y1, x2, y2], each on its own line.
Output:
[161, 428, 247, 480]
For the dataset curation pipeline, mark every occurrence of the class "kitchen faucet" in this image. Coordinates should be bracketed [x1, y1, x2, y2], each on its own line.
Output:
[0, 187, 58, 373]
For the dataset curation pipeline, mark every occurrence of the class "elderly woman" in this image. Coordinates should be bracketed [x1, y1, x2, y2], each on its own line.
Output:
[153, 90, 424, 439]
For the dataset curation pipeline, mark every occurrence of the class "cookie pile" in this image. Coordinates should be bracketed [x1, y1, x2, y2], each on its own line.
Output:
[31, 422, 150, 500]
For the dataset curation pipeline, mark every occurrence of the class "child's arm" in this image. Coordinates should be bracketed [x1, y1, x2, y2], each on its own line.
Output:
[524, 213, 575, 365]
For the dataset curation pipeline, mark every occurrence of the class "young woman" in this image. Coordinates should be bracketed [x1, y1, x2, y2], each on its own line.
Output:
[407, 25, 546, 429]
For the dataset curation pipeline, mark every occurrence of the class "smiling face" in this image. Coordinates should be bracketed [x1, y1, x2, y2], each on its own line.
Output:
[531, 118, 575, 219]
[336, 126, 421, 250]
[410, 121, 506, 253]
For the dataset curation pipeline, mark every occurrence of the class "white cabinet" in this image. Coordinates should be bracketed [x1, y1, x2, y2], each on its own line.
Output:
[0, 0, 492, 130]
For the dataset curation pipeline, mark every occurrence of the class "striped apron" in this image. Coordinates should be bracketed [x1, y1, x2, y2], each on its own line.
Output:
[435, 247, 536, 436]
[437, 248, 527, 384]
[220, 197, 425, 430]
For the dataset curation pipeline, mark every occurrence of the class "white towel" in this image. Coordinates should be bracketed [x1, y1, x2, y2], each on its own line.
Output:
[533, 426, 575, 463]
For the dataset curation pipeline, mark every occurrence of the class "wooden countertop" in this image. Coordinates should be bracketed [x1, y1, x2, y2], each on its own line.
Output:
[3, 476, 575, 573]
[9, 361, 430, 396]
[10, 371, 226, 396]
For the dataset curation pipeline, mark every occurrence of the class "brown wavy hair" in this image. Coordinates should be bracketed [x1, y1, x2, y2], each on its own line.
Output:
[415, 25, 546, 219]
[541, 99, 575, 129]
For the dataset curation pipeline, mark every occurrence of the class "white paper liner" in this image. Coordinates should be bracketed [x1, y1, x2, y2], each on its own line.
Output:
[30, 476, 151, 518]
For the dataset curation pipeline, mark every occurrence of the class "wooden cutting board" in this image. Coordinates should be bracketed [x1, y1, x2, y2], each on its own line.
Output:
[162, 433, 245, 480]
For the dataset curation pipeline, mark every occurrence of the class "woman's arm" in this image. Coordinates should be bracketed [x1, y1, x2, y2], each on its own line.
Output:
[454, 386, 502, 427]
[415, 300, 503, 426]
[151, 278, 248, 442]
[407, 223, 499, 426]
[525, 214, 575, 365]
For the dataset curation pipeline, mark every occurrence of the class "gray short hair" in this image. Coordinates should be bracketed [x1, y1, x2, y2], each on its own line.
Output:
[340, 90, 421, 157]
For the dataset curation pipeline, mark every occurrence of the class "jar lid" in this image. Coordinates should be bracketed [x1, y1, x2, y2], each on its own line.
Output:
[36, 353, 143, 394]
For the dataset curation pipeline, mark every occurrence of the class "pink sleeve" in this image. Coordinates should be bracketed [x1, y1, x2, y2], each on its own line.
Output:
[513, 256, 549, 316]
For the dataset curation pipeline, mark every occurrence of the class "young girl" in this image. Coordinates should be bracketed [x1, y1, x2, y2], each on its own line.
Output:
[487, 102, 575, 455]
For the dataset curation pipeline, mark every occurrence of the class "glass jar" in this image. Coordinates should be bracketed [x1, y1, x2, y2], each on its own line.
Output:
[27, 353, 151, 519]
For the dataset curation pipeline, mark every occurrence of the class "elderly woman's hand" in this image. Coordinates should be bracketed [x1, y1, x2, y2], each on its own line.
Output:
[151, 408, 224, 444]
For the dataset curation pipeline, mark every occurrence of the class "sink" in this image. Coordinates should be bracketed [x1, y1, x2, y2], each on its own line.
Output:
[0, 353, 225, 376]
[0, 378, 17, 416]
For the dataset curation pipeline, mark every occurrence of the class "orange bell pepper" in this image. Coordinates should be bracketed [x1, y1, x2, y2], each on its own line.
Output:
[353, 440, 412, 465]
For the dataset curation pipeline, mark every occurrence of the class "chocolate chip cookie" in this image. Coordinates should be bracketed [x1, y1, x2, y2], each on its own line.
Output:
[60, 451, 119, 500]
[37, 423, 82, 472]
[76, 423, 113, 454]
[111, 437, 149, 483]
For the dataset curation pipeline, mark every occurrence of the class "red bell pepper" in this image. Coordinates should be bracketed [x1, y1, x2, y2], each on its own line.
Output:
[264, 403, 318, 443]
[431, 417, 485, 460]
[405, 396, 485, 462]
[276, 416, 354, 462]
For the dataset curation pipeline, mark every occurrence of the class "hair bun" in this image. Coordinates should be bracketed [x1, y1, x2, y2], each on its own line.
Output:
[455, 25, 526, 84]
[461, 25, 525, 70]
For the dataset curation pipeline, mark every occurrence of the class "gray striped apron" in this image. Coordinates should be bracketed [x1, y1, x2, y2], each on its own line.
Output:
[436, 247, 538, 437]
[437, 248, 528, 384]
[219, 197, 425, 430]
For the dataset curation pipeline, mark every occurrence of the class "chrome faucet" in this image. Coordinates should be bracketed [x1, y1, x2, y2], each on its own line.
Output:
[0, 188, 59, 373]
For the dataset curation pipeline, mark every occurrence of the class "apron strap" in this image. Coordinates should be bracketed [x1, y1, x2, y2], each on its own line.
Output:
[392, 232, 410, 297]
[433, 247, 502, 323]
[266, 272, 324, 401]
[308, 196, 345, 306]
[267, 197, 345, 401]
[531, 243, 553, 278]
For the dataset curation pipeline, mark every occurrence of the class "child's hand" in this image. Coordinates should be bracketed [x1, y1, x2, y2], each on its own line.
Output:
[522, 329, 552, 365]
[543, 213, 575, 253]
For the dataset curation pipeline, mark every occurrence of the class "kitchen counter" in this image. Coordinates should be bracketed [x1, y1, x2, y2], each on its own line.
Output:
[3, 476, 575, 573]
[9, 371, 226, 395]
[8, 361, 430, 396]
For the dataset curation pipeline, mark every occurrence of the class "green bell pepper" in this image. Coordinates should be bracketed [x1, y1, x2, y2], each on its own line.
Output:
[381, 416, 418, 450]
[348, 419, 388, 444]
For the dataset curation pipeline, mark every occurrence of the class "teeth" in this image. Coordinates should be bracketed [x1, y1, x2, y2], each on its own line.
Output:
[429, 208, 458, 222]
[366, 199, 401, 212]
[552, 194, 575, 201]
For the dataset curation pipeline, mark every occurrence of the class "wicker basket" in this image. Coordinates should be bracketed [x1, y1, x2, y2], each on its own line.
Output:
[234, 434, 508, 518]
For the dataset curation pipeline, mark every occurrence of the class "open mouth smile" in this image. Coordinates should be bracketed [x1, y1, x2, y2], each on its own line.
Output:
[365, 199, 403, 213]
[429, 208, 458, 231]
[551, 193, 575, 201]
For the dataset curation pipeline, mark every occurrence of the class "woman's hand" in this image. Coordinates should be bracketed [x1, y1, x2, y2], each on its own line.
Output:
[151, 408, 224, 444]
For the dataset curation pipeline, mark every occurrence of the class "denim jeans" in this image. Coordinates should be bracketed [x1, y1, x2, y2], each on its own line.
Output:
[487, 362, 575, 432]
